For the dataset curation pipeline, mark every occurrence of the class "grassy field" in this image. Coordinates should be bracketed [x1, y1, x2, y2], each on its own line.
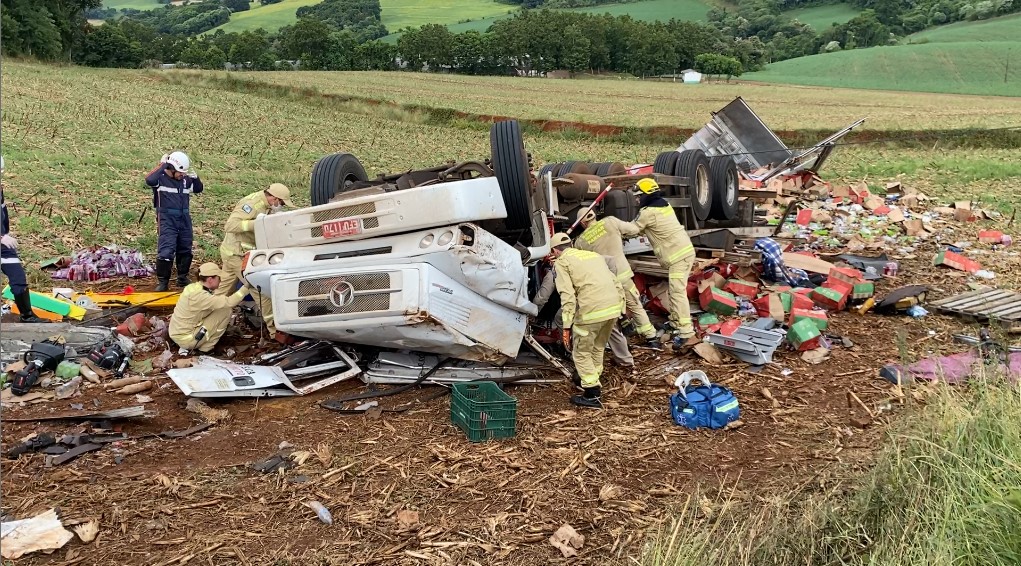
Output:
[101, 0, 162, 10]
[568, 0, 714, 22]
[785, 2, 860, 30]
[747, 41, 1020, 96]
[909, 12, 1021, 43]
[252, 70, 1021, 131]
[212, 0, 320, 33]
[381, 0, 512, 32]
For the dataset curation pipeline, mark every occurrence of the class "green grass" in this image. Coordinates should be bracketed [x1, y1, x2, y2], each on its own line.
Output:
[101, 0, 162, 10]
[785, 2, 861, 30]
[747, 41, 1021, 97]
[381, 0, 511, 32]
[909, 13, 1021, 44]
[212, 0, 320, 33]
[568, 0, 713, 22]
[643, 375, 1021, 566]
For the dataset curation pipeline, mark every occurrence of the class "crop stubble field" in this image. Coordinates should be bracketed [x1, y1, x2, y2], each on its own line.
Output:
[2, 62, 1021, 565]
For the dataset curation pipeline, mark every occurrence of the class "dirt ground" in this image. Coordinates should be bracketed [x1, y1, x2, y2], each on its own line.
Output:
[1, 241, 1012, 565]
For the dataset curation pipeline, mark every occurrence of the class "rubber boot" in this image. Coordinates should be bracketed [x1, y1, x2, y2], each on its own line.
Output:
[673, 335, 701, 353]
[176, 253, 193, 287]
[154, 258, 173, 292]
[13, 290, 43, 323]
[644, 337, 663, 351]
[571, 386, 603, 409]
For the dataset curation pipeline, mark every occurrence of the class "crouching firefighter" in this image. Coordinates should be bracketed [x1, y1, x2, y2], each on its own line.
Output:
[217, 183, 292, 339]
[619, 178, 698, 350]
[146, 151, 203, 292]
[169, 263, 250, 355]
[1, 156, 43, 323]
[549, 232, 625, 409]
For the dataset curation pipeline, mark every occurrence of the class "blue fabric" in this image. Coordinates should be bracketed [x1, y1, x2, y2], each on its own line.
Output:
[754, 238, 811, 287]
[670, 383, 741, 430]
[1, 244, 27, 294]
[639, 191, 669, 209]
[157, 212, 193, 261]
[145, 167, 203, 211]
[1, 188, 9, 237]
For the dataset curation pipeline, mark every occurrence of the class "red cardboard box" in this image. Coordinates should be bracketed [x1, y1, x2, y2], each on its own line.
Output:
[753, 293, 786, 321]
[812, 285, 849, 311]
[932, 250, 981, 273]
[788, 308, 828, 331]
[788, 319, 822, 351]
[979, 230, 1004, 244]
[719, 319, 741, 337]
[851, 281, 875, 300]
[724, 279, 759, 299]
[829, 267, 864, 286]
[699, 286, 738, 316]
[788, 290, 815, 311]
[795, 209, 813, 226]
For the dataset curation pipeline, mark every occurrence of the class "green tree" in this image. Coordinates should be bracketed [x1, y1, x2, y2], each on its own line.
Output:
[397, 23, 453, 71]
[278, 17, 336, 69]
[204, 45, 228, 69]
[78, 23, 143, 67]
[558, 25, 590, 72]
[354, 39, 396, 70]
[228, 29, 269, 64]
[178, 40, 208, 67]
[222, 0, 249, 11]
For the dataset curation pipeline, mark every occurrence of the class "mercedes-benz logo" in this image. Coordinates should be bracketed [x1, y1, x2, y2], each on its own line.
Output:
[329, 280, 355, 308]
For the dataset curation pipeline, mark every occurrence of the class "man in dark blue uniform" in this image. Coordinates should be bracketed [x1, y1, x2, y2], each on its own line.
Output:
[145, 151, 204, 291]
[1, 156, 43, 323]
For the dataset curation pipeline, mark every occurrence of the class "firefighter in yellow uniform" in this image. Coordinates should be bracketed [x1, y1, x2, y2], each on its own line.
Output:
[217, 183, 293, 339]
[575, 209, 660, 350]
[169, 263, 251, 354]
[618, 178, 698, 350]
[549, 232, 625, 409]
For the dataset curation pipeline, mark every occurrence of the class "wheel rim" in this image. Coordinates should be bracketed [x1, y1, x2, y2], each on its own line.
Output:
[726, 169, 737, 206]
[696, 164, 710, 206]
[342, 174, 359, 191]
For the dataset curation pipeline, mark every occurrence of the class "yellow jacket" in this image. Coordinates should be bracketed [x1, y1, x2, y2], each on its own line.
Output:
[554, 248, 624, 328]
[575, 216, 639, 283]
[169, 282, 247, 344]
[619, 205, 694, 267]
[220, 191, 269, 258]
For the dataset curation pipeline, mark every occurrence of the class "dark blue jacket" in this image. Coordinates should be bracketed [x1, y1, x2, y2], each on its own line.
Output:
[145, 164, 204, 211]
[1, 187, 10, 237]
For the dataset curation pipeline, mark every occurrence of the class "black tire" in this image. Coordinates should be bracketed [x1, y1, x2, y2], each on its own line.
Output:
[490, 120, 532, 230]
[676, 149, 711, 221]
[538, 163, 558, 179]
[550, 162, 567, 176]
[652, 151, 679, 175]
[310, 153, 368, 206]
[560, 161, 590, 175]
[709, 156, 739, 221]
[592, 162, 610, 176]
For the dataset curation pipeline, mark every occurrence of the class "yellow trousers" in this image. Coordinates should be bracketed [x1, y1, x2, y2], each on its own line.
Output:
[170, 306, 232, 353]
[572, 318, 616, 388]
[217, 253, 276, 338]
[668, 256, 695, 338]
[623, 279, 656, 339]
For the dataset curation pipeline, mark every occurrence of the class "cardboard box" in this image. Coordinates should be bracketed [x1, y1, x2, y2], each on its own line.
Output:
[829, 267, 864, 287]
[932, 250, 981, 273]
[812, 285, 849, 311]
[699, 287, 738, 316]
[851, 281, 875, 300]
[753, 293, 785, 321]
[788, 319, 822, 351]
[979, 230, 1004, 244]
[724, 279, 759, 299]
[788, 308, 828, 331]
[698, 313, 719, 326]
[795, 208, 813, 226]
[719, 319, 741, 337]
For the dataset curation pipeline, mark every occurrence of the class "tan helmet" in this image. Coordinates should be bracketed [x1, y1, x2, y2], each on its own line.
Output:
[581, 210, 596, 224]
[266, 183, 293, 207]
[197, 262, 224, 279]
[550, 232, 572, 248]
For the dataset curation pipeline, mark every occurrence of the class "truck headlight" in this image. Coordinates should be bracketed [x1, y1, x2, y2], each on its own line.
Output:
[437, 230, 454, 246]
[250, 253, 267, 267]
[268, 252, 284, 265]
[419, 234, 435, 248]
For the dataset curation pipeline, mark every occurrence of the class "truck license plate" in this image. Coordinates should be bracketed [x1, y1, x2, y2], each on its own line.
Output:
[321, 219, 362, 239]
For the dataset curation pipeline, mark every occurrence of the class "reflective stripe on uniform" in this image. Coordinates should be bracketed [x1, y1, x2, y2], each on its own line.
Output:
[668, 271, 688, 279]
[241, 220, 253, 231]
[616, 269, 634, 282]
[0, 257, 22, 264]
[578, 303, 622, 323]
[158, 186, 192, 194]
[667, 244, 695, 263]
[635, 322, 656, 335]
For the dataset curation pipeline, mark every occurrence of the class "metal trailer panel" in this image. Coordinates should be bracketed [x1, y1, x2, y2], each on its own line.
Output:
[255, 177, 508, 249]
[679, 97, 793, 172]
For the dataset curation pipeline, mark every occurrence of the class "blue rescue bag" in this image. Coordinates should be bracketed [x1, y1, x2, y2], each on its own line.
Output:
[670, 370, 740, 430]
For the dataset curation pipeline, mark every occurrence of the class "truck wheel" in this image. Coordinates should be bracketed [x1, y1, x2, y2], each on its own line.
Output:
[677, 149, 711, 221]
[709, 156, 739, 221]
[538, 163, 558, 179]
[490, 120, 532, 230]
[594, 162, 626, 176]
[560, 161, 591, 175]
[310, 153, 369, 206]
[652, 151, 680, 195]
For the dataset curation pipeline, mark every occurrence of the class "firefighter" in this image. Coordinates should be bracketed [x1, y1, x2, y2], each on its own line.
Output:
[0, 156, 43, 323]
[217, 183, 293, 339]
[145, 151, 204, 292]
[549, 232, 625, 409]
[575, 209, 660, 350]
[169, 262, 251, 355]
[618, 178, 698, 350]
[532, 252, 634, 368]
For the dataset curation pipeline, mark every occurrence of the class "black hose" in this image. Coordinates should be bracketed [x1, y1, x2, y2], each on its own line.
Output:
[319, 356, 453, 407]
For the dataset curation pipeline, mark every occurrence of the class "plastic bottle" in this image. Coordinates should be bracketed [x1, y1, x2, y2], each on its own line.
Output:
[54, 377, 82, 400]
[883, 262, 898, 277]
[305, 501, 333, 525]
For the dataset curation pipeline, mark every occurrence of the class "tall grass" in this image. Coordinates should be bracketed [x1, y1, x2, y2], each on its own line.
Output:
[645, 375, 1021, 566]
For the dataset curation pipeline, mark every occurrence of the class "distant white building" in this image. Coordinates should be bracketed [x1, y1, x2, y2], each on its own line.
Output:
[681, 69, 703, 84]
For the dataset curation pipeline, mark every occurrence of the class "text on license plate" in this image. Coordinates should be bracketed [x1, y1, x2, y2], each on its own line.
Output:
[321, 219, 362, 239]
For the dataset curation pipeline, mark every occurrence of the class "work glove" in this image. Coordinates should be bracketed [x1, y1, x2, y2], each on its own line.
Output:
[1, 233, 17, 249]
[160, 154, 169, 165]
[562, 329, 572, 352]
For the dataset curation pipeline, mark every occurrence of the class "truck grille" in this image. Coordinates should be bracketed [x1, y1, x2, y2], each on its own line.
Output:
[310, 203, 381, 237]
[296, 273, 393, 317]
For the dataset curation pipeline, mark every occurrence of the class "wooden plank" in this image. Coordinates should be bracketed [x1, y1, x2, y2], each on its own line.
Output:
[942, 290, 1016, 311]
[954, 293, 1019, 314]
[928, 288, 995, 307]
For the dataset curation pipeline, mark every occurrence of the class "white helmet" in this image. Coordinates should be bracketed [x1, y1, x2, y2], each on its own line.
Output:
[165, 151, 190, 173]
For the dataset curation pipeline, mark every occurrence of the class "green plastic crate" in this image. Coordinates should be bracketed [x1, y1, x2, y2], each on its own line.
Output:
[450, 381, 517, 442]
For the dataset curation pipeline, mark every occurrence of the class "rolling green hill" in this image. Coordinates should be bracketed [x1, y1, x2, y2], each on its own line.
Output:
[785, 3, 861, 30]
[908, 13, 1021, 43]
[567, 0, 714, 22]
[101, 0, 162, 9]
[746, 40, 1019, 96]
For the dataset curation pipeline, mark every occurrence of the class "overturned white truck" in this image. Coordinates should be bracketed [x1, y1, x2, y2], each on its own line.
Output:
[243, 101, 862, 364]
